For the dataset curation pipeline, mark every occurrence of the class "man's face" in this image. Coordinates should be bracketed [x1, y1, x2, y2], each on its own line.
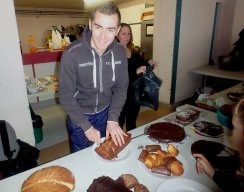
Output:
[89, 11, 120, 55]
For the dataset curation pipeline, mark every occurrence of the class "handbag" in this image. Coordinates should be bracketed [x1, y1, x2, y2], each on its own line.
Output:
[0, 120, 39, 179]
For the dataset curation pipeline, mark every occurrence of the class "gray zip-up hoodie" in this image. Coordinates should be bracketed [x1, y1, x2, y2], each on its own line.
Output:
[58, 26, 128, 132]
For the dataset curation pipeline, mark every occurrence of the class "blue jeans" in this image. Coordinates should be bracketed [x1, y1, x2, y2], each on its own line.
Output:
[67, 107, 108, 153]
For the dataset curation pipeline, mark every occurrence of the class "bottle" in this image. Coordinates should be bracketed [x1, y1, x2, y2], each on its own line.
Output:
[48, 39, 53, 52]
[28, 35, 36, 53]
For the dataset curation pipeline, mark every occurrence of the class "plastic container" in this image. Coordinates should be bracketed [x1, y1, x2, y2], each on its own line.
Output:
[217, 109, 233, 130]
[28, 35, 36, 53]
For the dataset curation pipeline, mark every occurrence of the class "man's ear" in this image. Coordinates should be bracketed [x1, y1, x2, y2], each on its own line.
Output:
[89, 19, 92, 30]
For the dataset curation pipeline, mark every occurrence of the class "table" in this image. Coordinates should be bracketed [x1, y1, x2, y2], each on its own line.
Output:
[27, 82, 58, 99]
[190, 65, 244, 81]
[208, 82, 243, 104]
[0, 104, 232, 191]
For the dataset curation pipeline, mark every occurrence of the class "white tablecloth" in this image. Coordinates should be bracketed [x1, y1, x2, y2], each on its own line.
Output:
[0, 104, 232, 192]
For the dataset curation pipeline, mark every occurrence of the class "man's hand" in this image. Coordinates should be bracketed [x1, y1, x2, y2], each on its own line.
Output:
[106, 121, 127, 146]
[85, 127, 101, 146]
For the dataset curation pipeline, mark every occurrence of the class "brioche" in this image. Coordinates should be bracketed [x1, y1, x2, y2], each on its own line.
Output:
[95, 133, 131, 160]
[21, 166, 75, 192]
[167, 144, 179, 157]
[170, 160, 184, 176]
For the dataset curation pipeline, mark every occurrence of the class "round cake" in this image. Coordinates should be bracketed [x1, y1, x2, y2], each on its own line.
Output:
[21, 166, 75, 192]
[192, 121, 224, 137]
[145, 122, 185, 143]
[191, 140, 225, 157]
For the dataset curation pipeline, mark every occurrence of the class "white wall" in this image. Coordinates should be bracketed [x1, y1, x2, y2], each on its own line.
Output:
[231, 0, 244, 45]
[153, 0, 176, 103]
[120, 4, 146, 47]
[175, 0, 218, 102]
[0, 0, 34, 145]
[17, 15, 89, 53]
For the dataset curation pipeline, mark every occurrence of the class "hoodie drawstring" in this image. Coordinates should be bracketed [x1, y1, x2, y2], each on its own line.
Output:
[111, 51, 115, 81]
[92, 50, 97, 88]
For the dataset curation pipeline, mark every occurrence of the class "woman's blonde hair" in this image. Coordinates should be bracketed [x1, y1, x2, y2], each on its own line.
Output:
[234, 97, 244, 134]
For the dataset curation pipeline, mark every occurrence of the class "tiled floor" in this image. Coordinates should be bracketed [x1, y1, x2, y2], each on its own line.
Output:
[36, 102, 173, 165]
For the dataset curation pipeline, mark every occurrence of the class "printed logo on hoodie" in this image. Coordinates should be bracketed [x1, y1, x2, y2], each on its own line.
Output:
[79, 62, 93, 67]
[105, 61, 122, 65]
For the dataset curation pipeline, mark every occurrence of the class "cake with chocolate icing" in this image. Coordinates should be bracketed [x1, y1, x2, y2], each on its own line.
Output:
[145, 122, 185, 143]
[175, 108, 200, 124]
[192, 121, 224, 137]
[191, 140, 225, 157]
[87, 176, 132, 192]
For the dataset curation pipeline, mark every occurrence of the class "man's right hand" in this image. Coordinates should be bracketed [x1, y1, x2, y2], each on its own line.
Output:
[85, 127, 101, 146]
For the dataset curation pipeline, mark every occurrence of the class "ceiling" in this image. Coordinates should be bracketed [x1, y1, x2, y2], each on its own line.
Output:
[14, 0, 154, 10]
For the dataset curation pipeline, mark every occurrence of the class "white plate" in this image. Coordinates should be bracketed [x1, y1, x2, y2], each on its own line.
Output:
[138, 152, 188, 179]
[156, 178, 212, 192]
[92, 137, 134, 163]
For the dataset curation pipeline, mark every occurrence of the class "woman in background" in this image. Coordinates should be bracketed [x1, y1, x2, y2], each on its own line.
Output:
[117, 23, 157, 131]
[194, 97, 244, 191]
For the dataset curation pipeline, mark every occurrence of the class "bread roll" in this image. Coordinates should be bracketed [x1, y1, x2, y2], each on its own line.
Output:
[21, 166, 75, 192]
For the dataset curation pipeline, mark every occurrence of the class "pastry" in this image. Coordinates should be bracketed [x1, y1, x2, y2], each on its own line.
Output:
[138, 149, 149, 163]
[120, 174, 139, 189]
[21, 165, 75, 192]
[170, 160, 184, 176]
[145, 144, 161, 152]
[151, 165, 171, 176]
[95, 133, 131, 160]
[145, 122, 185, 143]
[167, 144, 179, 157]
[133, 183, 149, 192]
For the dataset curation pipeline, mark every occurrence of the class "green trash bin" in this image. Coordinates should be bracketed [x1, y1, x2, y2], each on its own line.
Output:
[34, 127, 43, 144]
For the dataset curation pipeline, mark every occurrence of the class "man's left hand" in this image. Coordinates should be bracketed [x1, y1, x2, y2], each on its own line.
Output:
[106, 121, 127, 146]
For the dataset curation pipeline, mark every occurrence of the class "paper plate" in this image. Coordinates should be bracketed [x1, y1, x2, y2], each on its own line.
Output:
[92, 137, 134, 163]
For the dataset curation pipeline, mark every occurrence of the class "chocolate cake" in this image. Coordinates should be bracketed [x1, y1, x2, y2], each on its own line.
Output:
[145, 122, 185, 143]
[191, 140, 225, 157]
[192, 121, 224, 137]
[175, 108, 200, 124]
[87, 176, 132, 192]
[191, 140, 240, 170]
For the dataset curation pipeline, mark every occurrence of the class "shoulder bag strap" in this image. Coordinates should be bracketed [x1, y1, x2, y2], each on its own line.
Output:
[0, 120, 14, 160]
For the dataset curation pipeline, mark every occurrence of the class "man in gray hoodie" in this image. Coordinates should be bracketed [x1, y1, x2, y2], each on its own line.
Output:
[58, 2, 129, 152]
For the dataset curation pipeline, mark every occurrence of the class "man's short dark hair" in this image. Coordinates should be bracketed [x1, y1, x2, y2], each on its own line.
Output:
[91, 2, 121, 26]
